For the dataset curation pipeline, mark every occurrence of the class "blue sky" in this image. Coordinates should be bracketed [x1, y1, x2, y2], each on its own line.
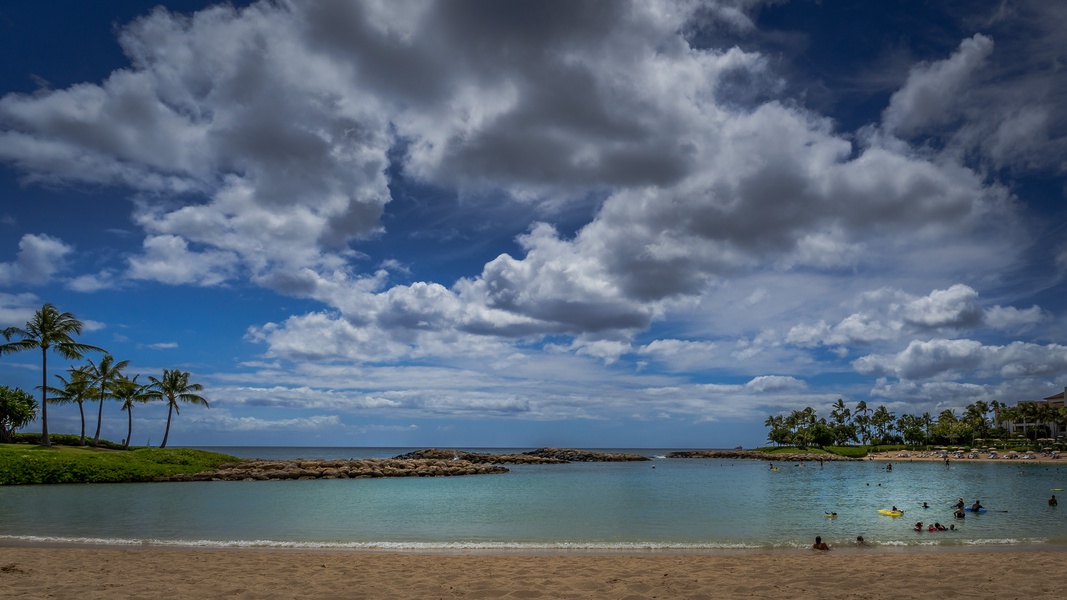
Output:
[1, 0, 1065, 449]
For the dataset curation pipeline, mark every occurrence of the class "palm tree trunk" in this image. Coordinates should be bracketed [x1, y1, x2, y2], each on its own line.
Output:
[40, 347, 50, 446]
[124, 407, 132, 450]
[93, 384, 105, 446]
[160, 403, 174, 448]
[77, 401, 86, 445]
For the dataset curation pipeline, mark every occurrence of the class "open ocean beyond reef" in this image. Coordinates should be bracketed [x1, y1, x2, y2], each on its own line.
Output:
[2, 447, 1065, 551]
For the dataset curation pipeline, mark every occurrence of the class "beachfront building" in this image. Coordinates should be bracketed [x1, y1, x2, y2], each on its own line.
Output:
[1001, 387, 1066, 441]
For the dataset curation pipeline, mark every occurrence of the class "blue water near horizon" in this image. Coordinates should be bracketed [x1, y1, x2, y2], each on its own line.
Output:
[1, 447, 1065, 551]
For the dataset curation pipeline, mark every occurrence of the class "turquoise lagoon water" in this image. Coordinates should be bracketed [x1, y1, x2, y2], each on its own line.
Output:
[1, 447, 1065, 550]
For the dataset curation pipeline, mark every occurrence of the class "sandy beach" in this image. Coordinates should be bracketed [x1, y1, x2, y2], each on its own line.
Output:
[868, 449, 1063, 464]
[1, 545, 1065, 599]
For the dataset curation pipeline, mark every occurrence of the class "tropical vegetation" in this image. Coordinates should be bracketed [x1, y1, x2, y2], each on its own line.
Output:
[0, 385, 38, 443]
[1, 303, 102, 446]
[2, 303, 210, 449]
[765, 398, 1067, 450]
[148, 369, 209, 449]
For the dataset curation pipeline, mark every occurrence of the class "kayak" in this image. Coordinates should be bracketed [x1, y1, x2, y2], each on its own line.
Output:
[878, 509, 903, 517]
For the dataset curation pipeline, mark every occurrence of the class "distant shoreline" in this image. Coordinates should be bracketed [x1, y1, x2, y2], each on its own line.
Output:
[867, 449, 1064, 464]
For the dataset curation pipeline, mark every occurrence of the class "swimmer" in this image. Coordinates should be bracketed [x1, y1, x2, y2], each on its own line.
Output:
[971, 499, 984, 512]
[922, 502, 929, 509]
[1051, 495, 1058, 507]
[855, 535, 866, 545]
[914, 521, 923, 531]
[812, 536, 830, 551]
[953, 508, 965, 519]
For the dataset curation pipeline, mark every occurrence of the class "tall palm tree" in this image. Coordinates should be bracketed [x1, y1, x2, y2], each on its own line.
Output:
[111, 374, 152, 450]
[830, 398, 851, 426]
[0, 304, 102, 446]
[871, 405, 895, 444]
[44, 366, 98, 446]
[853, 401, 871, 446]
[147, 369, 208, 448]
[85, 354, 130, 446]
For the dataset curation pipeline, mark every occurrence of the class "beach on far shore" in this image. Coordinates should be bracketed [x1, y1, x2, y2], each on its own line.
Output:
[1, 545, 1066, 599]
[867, 449, 1063, 464]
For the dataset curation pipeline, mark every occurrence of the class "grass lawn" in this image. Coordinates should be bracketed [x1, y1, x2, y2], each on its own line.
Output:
[0, 442, 238, 485]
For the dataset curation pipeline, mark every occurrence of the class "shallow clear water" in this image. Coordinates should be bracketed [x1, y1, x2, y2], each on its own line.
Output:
[1, 448, 1065, 550]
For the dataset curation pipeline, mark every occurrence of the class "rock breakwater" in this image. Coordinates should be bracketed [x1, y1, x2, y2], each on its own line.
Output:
[155, 458, 508, 482]
[394, 447, 650, 464]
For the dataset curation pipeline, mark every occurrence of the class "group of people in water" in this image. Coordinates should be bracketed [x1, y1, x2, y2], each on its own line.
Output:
[813, 492, 1059, 550]
[915, 521, 954, 531]
[951, 497, 981, 519]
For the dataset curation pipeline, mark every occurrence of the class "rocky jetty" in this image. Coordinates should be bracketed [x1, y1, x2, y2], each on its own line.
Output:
[667, 450, 860, 462]
[154, 458, 508, 482]
[394, 447, 650, 464]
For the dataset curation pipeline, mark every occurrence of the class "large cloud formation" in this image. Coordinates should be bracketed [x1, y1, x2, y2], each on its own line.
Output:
[2, 0, 1064, 429]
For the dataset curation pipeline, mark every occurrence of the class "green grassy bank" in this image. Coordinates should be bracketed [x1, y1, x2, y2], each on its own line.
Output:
[0, 440, 238, 485]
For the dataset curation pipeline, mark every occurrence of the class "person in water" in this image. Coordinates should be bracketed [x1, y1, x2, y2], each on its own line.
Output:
[922, 502, 929, 509]
[855, 535, 866, 545]
[971, 499, 984, 512]
[812, 536, 830, 550]
[955, 497, 965, 510]
[954, 507, 965, 519]
[935, 522, 946, 531]
[1051, 495, 1058, 507]
[914, 521, 923, 531]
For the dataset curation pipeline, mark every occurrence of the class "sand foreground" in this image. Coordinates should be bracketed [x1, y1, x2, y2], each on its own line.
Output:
[1, 545, 1065, 599]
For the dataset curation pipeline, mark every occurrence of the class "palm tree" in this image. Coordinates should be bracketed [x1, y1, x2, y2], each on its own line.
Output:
[85, 354, 130, 446]
[0, 304, 102, 446]
[830, 398, 851, 427]
[853, 401, 871, 446]
[830, 398, 854, 445]
[147, 369, 208, 448]
[44, 366, 98, 445]
[871, 405, 895, 444]
[111, 374, 152, 450]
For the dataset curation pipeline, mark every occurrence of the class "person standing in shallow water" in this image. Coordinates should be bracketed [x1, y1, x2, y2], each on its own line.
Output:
[1051, 495, 1058, 507]
[812, 536, 830, 550]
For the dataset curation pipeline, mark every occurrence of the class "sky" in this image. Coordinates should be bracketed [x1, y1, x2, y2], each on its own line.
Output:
[1, 0, 1066, 449]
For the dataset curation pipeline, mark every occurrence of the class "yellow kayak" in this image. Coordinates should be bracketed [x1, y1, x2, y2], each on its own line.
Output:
[878, 509, 904, 517]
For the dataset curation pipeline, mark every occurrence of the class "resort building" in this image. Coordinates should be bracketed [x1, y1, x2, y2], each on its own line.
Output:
[1002, 387, 1066, 440]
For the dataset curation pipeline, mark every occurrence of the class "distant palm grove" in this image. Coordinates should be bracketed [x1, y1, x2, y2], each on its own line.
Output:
[0, 303, 208, 448]
[766, 398, 1067, 449]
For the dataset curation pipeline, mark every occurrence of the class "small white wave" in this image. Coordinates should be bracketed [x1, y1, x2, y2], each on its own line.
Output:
[0, 535, 763, 551]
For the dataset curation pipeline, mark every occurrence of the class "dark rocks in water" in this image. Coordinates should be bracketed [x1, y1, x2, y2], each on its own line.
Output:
[667, 450, 859, 462]
[154, 458, 508, 482]
[394, 447, 650, 464]
[524, 448, 649, 462]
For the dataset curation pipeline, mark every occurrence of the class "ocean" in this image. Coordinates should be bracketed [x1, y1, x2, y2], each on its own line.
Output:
[1, 447, 1065, 551]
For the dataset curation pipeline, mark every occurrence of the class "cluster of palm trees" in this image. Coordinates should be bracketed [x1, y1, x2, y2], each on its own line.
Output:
[1, 303, 208, 448]
[766, 398, 1067, 449]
